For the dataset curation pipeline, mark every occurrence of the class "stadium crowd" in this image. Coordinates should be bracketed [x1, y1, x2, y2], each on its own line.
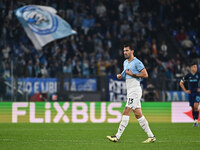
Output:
[157, 0, 200, 59]
[0, 0, 199, 90]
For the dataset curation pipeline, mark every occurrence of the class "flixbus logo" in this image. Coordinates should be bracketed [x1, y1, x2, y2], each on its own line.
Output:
[12, 102, 122, 123]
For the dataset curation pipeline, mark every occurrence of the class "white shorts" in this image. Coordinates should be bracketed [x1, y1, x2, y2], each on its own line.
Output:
[125, 79, 142, 110]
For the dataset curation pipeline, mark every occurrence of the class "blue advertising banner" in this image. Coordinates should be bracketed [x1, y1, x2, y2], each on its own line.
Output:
[64, 78, 97, 91]
[166, 91, 189, 101]
[6, 78, 57, 96]
[6, 78, 97, 96]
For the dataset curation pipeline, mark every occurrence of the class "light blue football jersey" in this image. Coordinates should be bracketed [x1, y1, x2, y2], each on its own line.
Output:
[121, 57, 145, 81]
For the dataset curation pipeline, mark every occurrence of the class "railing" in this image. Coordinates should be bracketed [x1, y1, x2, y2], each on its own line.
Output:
[0, 73, 186, 102]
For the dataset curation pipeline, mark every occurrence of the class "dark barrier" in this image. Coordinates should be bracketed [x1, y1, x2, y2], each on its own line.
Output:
[58, 91, 101, 101]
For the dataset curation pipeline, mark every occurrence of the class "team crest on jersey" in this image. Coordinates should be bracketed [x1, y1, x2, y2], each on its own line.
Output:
[196, 96, 200, 102]
[21, 5, 58, 35]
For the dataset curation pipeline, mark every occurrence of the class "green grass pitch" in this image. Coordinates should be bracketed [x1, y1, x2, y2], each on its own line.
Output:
[0, 123, 199, 150]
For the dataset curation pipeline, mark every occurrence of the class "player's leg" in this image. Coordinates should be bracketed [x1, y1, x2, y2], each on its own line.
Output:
[115, 107, 132, 139]
[129, 89, 156, 143]
[193, 102, 199, 127]
[189, 94, 196, 126]
[191, 93, 199, 127]
[133, 108, 156, 143]
[107, 107, 132, 142]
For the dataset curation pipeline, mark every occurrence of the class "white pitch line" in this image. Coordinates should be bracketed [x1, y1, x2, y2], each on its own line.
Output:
[1, 138, 200, 143]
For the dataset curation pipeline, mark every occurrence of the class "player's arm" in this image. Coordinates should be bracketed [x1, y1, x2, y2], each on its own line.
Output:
[197, 72, 200, 92]
[126, 68, 148, 78]
[117, 62, 126, 79]
[117, 70, 125, 79]
[179, 80, 191, 94]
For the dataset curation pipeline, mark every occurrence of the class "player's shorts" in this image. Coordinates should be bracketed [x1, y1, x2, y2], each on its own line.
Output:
[189, 92, 200, 107]
[125, 78, 142, 110]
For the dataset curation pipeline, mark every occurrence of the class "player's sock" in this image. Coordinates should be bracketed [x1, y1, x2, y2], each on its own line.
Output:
[116, 115, 129, 139]
[194, 111, 199, 120]
[192, 111, 195, 120]
[138, 116, 154, 137]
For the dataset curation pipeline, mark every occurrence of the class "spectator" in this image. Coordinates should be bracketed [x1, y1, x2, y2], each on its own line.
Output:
[2, 45, 10, 60]
[25, 60, 35, 77]
[96, 2, 106, 18]
[174, 60, 183, 78]
[3, 62, 10, 78]
[120, 20, 130, 35]
[66, 58, 73, 74]
[34, 61, 40, 77]
[39, 64, 48, 78]
[143, 83, 159, 101]
[97, 58, 109, 76]
[16, 58, 25, 77]
[190, 48, 199, 60]
[176, 28, 186, 42]
[151, 39, 158, 56]
[73, 60, 82, 76]
[160, 41, 168, 57]
[181, 36, 193, 55]
[82, 59, 90, 77]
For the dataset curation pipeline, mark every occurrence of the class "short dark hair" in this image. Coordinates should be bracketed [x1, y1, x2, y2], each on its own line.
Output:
[189, 61, 197, 67]
[124, 43, 133, 50]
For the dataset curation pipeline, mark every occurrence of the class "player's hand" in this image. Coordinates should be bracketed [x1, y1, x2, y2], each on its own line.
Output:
[197, 88, 200, 92]
[125, 69, 133, 76]
[117, 74, 122, 79]
[185, 90, 191, 94]
[125, 69, 137, 77]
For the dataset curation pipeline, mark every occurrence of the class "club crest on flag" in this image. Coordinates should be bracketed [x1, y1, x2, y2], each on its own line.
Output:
[21, 6, 58, 35]
[15, 5, 77, 50]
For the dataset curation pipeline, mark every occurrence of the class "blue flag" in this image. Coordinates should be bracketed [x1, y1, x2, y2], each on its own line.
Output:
[15, 5, 77, 50]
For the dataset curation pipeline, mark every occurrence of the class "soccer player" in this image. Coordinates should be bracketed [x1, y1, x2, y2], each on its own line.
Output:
[179, 62, 200, 127]
[107, 44, 156, 143]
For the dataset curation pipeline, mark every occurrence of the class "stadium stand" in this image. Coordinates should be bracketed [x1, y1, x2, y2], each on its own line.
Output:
[0, 0, 199, 92]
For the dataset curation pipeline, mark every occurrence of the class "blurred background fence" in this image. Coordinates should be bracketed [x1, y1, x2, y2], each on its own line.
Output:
[0, 73, 188, 102]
